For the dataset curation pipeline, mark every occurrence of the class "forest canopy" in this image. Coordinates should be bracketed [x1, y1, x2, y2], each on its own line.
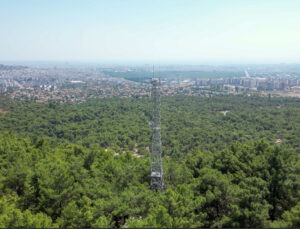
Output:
[0, 95, 299, 228]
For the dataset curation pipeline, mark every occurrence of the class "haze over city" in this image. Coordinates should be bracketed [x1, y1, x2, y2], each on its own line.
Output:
[1, 0, 300, 64]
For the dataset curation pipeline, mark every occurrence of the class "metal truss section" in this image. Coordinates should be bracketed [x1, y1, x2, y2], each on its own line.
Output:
[150, 78, 164, 191]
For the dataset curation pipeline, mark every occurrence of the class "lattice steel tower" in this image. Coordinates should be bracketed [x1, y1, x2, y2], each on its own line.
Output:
[150, 78, 164, 190]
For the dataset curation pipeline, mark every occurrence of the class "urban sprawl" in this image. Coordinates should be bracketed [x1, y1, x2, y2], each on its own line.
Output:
[1, 64, 300, 103]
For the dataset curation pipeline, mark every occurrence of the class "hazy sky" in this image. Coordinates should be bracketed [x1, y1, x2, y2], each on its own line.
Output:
[1, 0, 300, 64]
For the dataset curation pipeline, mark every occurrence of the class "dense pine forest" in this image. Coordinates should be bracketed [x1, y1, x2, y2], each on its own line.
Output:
[0, 95, 299, 228]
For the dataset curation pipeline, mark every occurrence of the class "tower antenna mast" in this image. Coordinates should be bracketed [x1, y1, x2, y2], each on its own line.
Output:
[150, 67, 164, 190]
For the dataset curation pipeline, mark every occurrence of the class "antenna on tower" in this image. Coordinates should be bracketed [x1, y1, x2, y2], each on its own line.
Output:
[150, 67, 164, 191]
[152, 65, 154, 78]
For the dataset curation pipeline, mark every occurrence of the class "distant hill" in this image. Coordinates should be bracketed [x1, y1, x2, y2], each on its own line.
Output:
[0, 64, 28, 70]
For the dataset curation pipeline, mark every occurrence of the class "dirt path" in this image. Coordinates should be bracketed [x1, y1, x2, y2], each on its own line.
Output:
[220, 110, 230, 116]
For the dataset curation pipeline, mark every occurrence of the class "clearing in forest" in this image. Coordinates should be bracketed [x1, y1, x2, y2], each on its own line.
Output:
[0, 109, 8, 114]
